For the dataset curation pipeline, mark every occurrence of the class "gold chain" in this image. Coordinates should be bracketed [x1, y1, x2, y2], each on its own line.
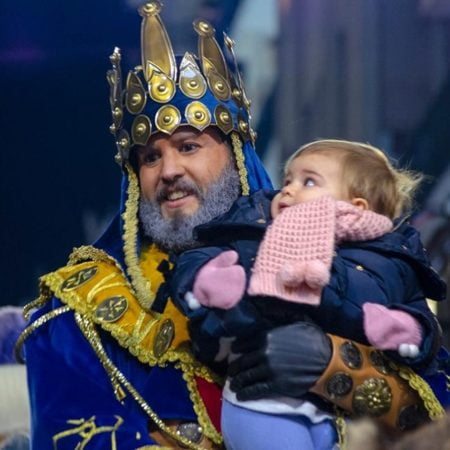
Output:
[74, 312, 209, 450]
[15, 305, 71, 362]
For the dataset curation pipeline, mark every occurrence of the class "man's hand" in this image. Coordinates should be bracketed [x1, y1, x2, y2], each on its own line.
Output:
[228, 322, 332, 401]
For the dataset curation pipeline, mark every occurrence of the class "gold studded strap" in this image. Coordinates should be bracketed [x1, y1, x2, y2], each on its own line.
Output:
[40, 260, 193, 367]
[310, 335, 437, 432]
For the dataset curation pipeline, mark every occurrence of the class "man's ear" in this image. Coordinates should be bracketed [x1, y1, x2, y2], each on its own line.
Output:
[350, 197, 369, 210]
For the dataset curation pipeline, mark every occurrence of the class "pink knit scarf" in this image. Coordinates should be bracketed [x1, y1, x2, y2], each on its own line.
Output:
[247, 195, 393, 305]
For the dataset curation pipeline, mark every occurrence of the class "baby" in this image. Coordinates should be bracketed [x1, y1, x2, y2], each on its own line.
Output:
[170, 139, 446, 449]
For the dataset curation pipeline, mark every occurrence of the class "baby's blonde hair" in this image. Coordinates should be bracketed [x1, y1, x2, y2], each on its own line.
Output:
[286, 139, 423, 219]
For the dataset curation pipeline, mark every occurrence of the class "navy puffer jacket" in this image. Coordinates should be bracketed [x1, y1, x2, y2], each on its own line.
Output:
[170, 190, 446, 373]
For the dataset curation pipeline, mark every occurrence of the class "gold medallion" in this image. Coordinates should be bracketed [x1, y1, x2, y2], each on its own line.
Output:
[340, 341, 362, 369]
[126, 72, 147, 114]
[155, 105, 181, 134]
[185, 101, 211, 131]
[95, 296, 129, 323]
[153, 319, 175, 358]
[214, 105, 233, 134]
[369, 350, 393, 375]
[132, 115, 152, 146]
[179, 53, 207, 99]
[353, 377, 392, 417]
[61, 267, 98, 292]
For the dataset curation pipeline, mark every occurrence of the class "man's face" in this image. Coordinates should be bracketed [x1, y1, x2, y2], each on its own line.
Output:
[136, 126, 232, 219]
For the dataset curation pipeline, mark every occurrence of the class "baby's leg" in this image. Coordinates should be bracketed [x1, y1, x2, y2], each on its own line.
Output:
[309, 418, 339, 449]
[221, 399, 337, 450]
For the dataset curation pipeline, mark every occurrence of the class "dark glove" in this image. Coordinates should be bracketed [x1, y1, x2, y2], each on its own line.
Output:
[228, 322, 332, 401]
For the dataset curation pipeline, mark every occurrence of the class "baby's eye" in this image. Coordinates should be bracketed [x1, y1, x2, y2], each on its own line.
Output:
[304, 177, 316, 187]
[283, 178, 291, 186]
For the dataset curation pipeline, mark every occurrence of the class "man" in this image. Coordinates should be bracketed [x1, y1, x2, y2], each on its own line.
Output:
[20, 2, 443, 449]
[20, 3, 271, 448]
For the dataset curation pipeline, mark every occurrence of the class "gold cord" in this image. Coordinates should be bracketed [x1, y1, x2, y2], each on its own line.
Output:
[231, 132, 250, 195]
[395, 364, 445, 420]
[15, 305, 71, 363]
[23, 285, 53, 320]
[334, 408, 347, 450]
[122, 163, 155, 310]
[74, 312, 210, 450]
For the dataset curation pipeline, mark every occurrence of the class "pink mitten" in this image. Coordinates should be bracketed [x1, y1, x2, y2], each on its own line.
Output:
[192, 250, 246, 310]
[363, 303, 422, 351]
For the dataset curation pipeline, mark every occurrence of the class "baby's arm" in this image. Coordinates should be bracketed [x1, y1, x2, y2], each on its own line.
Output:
[171, 247, 247, 314]
[363, 303, 422, 357]
[186, 250, 246, 310]
[359, 253, 441, 363]
[170, 247, 223, 316]
[171, 248, 261, 370]
[312, 249, 440, 367]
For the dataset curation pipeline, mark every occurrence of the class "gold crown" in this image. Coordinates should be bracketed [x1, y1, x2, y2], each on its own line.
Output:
[107, 1, 257, 165]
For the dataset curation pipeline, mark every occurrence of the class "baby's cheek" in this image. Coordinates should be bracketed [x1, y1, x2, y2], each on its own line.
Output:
[271, 194, 282, 218]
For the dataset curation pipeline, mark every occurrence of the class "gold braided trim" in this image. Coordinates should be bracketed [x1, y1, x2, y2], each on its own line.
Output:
[136, 447, 172, 450]
[18, 249, 222, 445]
[395, 364, 445, 420]
[67, 245, 147, 312]
[334, 408, 347, 450]
[20, 265, 221, 444]
[122, 162, 155, 310]
[175, 360, 223, 445]
[37, 264, 219, 380]
[231, 132, 250, 196]
[96, 316, 222, 443]
[15, 304, 71, 363]
[74, 312, 212, 450]
[139, 243, 222, 443]
[68, 245, 123, 268]
[23, 284, 53, 321]
[97, 316, 217, 378]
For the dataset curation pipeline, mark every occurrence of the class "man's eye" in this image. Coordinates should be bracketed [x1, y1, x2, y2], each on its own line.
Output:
[142, 152, 160, 165]
[304, 178, 316, 187]
[180, 143, 199, 153]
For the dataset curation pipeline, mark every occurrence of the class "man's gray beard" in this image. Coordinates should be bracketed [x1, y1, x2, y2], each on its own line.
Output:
[139, 161, 241, 252]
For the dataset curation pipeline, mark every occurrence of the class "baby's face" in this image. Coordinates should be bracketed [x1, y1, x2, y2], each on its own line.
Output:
[271, 152, 348, 218]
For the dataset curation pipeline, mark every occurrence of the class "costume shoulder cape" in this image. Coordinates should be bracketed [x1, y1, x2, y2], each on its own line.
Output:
[21, 245, 223, 448]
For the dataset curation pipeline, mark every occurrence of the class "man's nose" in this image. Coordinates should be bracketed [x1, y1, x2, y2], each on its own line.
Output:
[160, 150, 185, 183]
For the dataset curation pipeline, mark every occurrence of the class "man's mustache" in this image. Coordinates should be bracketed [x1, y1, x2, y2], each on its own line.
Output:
[155, 179, 203, 203]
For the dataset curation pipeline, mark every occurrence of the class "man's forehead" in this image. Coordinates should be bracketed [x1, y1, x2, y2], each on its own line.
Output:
[138, 126, 222, 151]
[152, 126, 198, 141]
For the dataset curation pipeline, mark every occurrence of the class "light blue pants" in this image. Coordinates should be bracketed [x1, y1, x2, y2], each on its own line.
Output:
[221, 400, 337, 450]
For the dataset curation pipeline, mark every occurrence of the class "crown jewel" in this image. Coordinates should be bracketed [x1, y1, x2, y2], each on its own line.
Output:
[107, 1, 256, 165]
